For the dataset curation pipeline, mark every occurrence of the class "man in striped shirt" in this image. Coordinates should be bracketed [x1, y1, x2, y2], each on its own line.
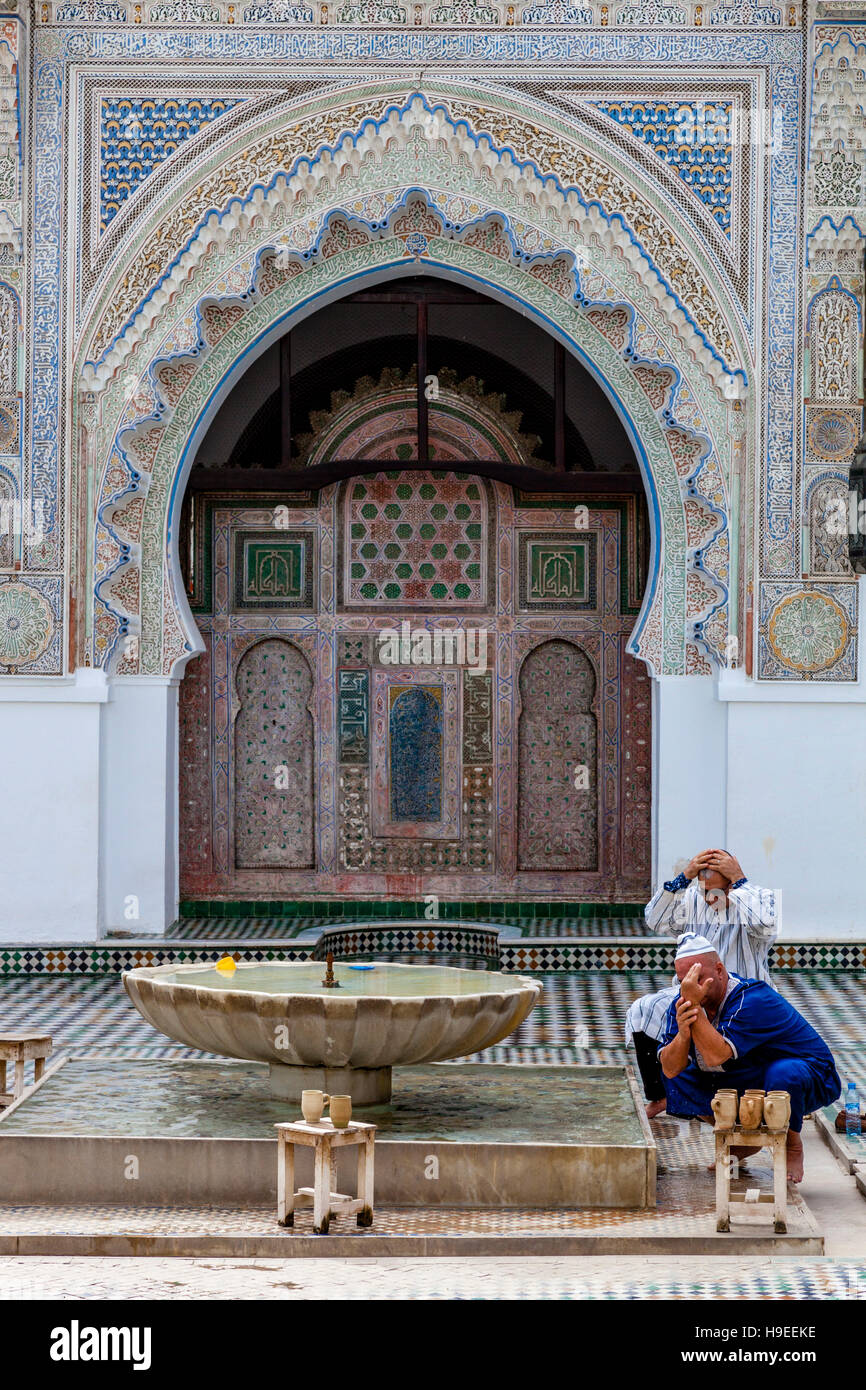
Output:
[626, 848, 778, 1117]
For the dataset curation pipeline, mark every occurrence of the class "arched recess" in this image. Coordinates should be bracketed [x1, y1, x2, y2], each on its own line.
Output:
[74, 87, 752, 681]
[233, 638, 315, 870]
[517, 640, 598, 872]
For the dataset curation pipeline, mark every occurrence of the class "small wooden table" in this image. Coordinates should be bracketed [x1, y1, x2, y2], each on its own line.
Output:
[715, 1125, 789, 1234]
[0, 1033, 52, 1106]
[275, 1119, 376, 1235]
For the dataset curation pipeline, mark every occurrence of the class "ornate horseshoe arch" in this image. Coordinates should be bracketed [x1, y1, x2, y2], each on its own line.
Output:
[73, 86, 752, 680]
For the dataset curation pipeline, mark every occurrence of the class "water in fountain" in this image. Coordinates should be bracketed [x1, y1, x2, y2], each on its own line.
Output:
[158, 961, 520, 997]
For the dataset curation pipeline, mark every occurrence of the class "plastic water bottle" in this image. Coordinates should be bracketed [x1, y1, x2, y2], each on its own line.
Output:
[846, 1079, 861, 1141]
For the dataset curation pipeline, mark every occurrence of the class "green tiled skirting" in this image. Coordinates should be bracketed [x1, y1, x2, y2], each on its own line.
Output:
[178, 899, 646, 920]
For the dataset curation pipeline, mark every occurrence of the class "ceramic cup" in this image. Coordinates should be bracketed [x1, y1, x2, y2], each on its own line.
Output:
[329, 1095, 352, 1129]
[301, 1089, 330, 1124]
[763, 1092, 791, 1132]
[711, 1090, 738, 1132]
[738, 1093, 763, 1129]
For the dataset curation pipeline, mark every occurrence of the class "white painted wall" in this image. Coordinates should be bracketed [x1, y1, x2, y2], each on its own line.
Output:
[99, 677, 179, 938]
[723, 696, 866, 939]
[0, 670, 106, 940]
[647, 624, 866, 941]
[715, 593, 866, 941]
[652, 675, 727, 886]
[0, 670, 179, 942]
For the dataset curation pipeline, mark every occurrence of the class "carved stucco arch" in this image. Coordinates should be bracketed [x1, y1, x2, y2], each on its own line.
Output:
[74, 87, 752, 679]
[83, 212, 731, 678]
[77, 85, 750, 383]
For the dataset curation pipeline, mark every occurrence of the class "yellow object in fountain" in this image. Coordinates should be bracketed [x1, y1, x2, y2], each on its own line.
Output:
[215, 956, 237, 974]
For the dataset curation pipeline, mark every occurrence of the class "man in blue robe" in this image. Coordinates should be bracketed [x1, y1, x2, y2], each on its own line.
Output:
[658, 934, 840, 1182]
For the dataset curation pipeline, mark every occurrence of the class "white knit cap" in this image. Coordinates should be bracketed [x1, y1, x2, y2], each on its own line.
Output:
[675, 933, 719, 961]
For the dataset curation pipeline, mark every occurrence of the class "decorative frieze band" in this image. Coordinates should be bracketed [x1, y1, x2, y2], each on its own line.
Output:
[34, 0, 802, 27]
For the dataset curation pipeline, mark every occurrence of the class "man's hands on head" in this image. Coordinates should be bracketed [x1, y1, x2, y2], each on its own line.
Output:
[684, 850, 714, 880]
[683, 849, 745, 883]
[679, 961, 711, 1009]
[703, 850, 744, 883]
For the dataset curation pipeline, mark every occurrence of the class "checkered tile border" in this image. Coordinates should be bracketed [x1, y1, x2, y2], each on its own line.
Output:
[313, 925, 501, 964]
[0, 944, 312, 977]
[505, 942, 866, 972]
[1, 936, 864, 976]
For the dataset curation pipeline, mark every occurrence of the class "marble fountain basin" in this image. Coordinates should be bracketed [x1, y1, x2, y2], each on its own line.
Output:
[122, 960, 542, 1103]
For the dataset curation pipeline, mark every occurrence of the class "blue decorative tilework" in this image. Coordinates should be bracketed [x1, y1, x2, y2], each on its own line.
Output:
[592, 100, 733, 236]
[100, 97, 243, 232]
[390, 684, 443, 822]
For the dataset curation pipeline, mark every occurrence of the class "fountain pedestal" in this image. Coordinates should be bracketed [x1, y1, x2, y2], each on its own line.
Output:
[268, 1064, 392, 1105]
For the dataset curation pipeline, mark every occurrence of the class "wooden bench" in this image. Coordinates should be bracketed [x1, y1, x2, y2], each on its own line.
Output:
[0, 1033, 53, 1106]
[275, 1119, 376, 1235]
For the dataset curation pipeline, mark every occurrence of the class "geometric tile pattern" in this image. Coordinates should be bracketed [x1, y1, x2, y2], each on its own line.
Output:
[773, 973, 866, 1052]
[0, 944, 313, 978]
[176, 903, 649, 924]
[100, 98, 242, 232]
[759, 580, 858, 683]
[310, 925, 502, 966]
[3, 937, 866, 977]
[592, 100, 733, 236]
[343, 472, 487, 609]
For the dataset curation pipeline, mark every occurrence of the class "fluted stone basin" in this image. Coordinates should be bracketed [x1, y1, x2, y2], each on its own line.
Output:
[123, 960, 542, 1103]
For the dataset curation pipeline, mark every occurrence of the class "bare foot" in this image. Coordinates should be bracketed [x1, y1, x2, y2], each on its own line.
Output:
[645, 1098, 667, 1119]
[729, 1143, 764, 1161]
[786, 1130, 804, 1183]
[706, 1142, 763, 1171]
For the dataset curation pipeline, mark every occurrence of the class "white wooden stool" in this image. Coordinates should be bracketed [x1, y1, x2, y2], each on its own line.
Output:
[715, 1125, 789, 1234]
[275, 1119, 376, 1235]
[0, 1033, 52, 1106]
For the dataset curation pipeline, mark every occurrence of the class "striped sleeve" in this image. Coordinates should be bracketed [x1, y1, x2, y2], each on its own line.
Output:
[644, 878, 693, 935]
[727, 882, 779, 946]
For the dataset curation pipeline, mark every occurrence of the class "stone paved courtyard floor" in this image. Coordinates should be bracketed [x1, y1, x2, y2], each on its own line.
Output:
[2, 1254, 865, 1301]
[2, 967, 865, 1298]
